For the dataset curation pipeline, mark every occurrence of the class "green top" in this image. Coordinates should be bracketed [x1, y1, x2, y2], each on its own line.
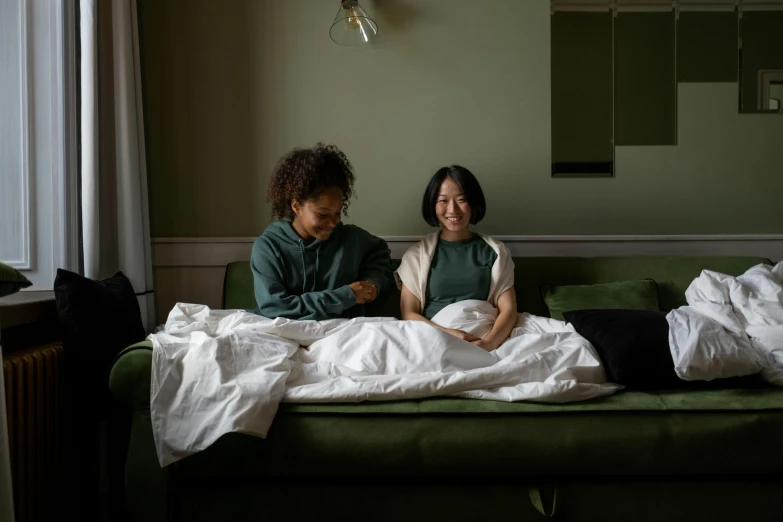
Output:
[423, 235, 498, 319]
[251, 221, 393, 321]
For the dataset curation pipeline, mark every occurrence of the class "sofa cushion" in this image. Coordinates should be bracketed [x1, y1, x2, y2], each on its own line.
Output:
[0, 261, 32, 297]
[541, 279, 659, 320]
[111, 342, 783, 484]
[172, 387, 783, 481]
[515, 256, 771, 317]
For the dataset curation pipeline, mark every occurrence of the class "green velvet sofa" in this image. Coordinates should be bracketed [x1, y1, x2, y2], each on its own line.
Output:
[110, 255, 783, 522]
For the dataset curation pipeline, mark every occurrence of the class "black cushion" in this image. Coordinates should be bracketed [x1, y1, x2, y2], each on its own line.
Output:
[563, 309, 763, 390]
[564, 309, 679, 389]
[54, 269, 146, 411]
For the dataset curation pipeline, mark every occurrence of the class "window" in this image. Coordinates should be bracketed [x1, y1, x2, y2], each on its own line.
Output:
[0, 0, 78, 289]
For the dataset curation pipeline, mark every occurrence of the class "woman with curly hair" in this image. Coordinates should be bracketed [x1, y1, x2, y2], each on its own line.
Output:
[251, 143, 393, 320]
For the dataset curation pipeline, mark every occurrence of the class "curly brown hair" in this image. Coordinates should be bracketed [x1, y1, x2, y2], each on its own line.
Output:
[267, 143, 356, 220]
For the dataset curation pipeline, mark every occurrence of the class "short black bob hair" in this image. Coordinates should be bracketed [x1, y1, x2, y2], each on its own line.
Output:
[421, 165, 487, 227]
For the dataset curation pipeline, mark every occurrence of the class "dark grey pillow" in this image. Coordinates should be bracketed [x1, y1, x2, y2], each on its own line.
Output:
[54, 269, 145, 412]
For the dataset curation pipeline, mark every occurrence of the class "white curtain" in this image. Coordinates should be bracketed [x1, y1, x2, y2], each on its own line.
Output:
[80, 0, 155, 332]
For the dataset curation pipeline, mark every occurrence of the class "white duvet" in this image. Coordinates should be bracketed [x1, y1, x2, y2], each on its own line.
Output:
[667, 261, 783, 384]
[150, 300, 618, 466]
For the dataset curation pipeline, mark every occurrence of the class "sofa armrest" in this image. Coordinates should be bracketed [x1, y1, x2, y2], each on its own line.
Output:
[109, 340, 169, 522]
[109, 340, 153, 411]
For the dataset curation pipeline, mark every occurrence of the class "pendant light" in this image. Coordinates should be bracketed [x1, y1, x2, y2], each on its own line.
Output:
[330, 0, 378, 46]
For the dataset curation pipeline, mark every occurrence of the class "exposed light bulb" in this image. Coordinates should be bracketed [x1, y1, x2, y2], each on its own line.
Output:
[330, 0, 378, 46]
[347, 7, 362, 28]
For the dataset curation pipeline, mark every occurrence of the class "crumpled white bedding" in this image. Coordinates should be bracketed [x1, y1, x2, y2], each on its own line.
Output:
[150, 300, 618, 466]
[666, 261, 783, 384]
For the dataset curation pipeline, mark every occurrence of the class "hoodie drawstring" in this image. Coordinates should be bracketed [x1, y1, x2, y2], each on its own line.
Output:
[298, 240, 307, 293]
[299, 240, 321, 293]
[313, 245, 320, 292]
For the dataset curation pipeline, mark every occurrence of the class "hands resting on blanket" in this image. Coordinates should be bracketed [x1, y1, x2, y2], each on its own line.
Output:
[437, 328, 493, 351]
[401, 284, 519, 353]
[443, 328, 481, 343]
[440, 329, 501, 352]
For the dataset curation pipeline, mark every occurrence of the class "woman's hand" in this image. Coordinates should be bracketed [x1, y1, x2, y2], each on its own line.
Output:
[364, 281, 378, 303]
[471, 338, 498, 352]
[470, 288, 517, 352]
[400, 284, 478, 342]
[349, 281, 377, 304]
[444, 328, 481, 342]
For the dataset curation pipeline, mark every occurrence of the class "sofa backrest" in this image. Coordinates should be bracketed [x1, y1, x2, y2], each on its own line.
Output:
[224, 255, 771, 318]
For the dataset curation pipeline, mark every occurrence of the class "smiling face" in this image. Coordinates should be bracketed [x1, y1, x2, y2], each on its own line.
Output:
[435, 177, 472, 240]
[291, 186, 344, 242]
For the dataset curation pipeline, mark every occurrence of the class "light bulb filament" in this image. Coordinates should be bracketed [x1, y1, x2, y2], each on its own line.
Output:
[347, 7, 362, 28]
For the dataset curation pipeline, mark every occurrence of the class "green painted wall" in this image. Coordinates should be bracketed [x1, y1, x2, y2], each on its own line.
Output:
[139, 0, 783, 237]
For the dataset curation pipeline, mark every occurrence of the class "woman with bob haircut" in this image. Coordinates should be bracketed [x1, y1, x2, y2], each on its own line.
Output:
[395, 165, 517, 351]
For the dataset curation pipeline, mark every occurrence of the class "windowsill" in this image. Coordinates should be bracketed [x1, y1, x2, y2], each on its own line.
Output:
[0, 290, 57, 330]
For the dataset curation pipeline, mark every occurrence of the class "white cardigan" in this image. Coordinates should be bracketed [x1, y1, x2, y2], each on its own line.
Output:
[394, 232, 515, 313]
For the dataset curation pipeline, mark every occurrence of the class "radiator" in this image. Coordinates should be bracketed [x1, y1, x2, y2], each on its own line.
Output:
[2, 343, 65, 522]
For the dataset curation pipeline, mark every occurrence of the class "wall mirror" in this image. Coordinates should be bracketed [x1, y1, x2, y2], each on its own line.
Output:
[739, 6, 783, 113]
[551, 0, 783, 177]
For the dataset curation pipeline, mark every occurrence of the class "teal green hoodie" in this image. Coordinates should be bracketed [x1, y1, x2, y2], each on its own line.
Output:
[251, 221, 393, 320]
